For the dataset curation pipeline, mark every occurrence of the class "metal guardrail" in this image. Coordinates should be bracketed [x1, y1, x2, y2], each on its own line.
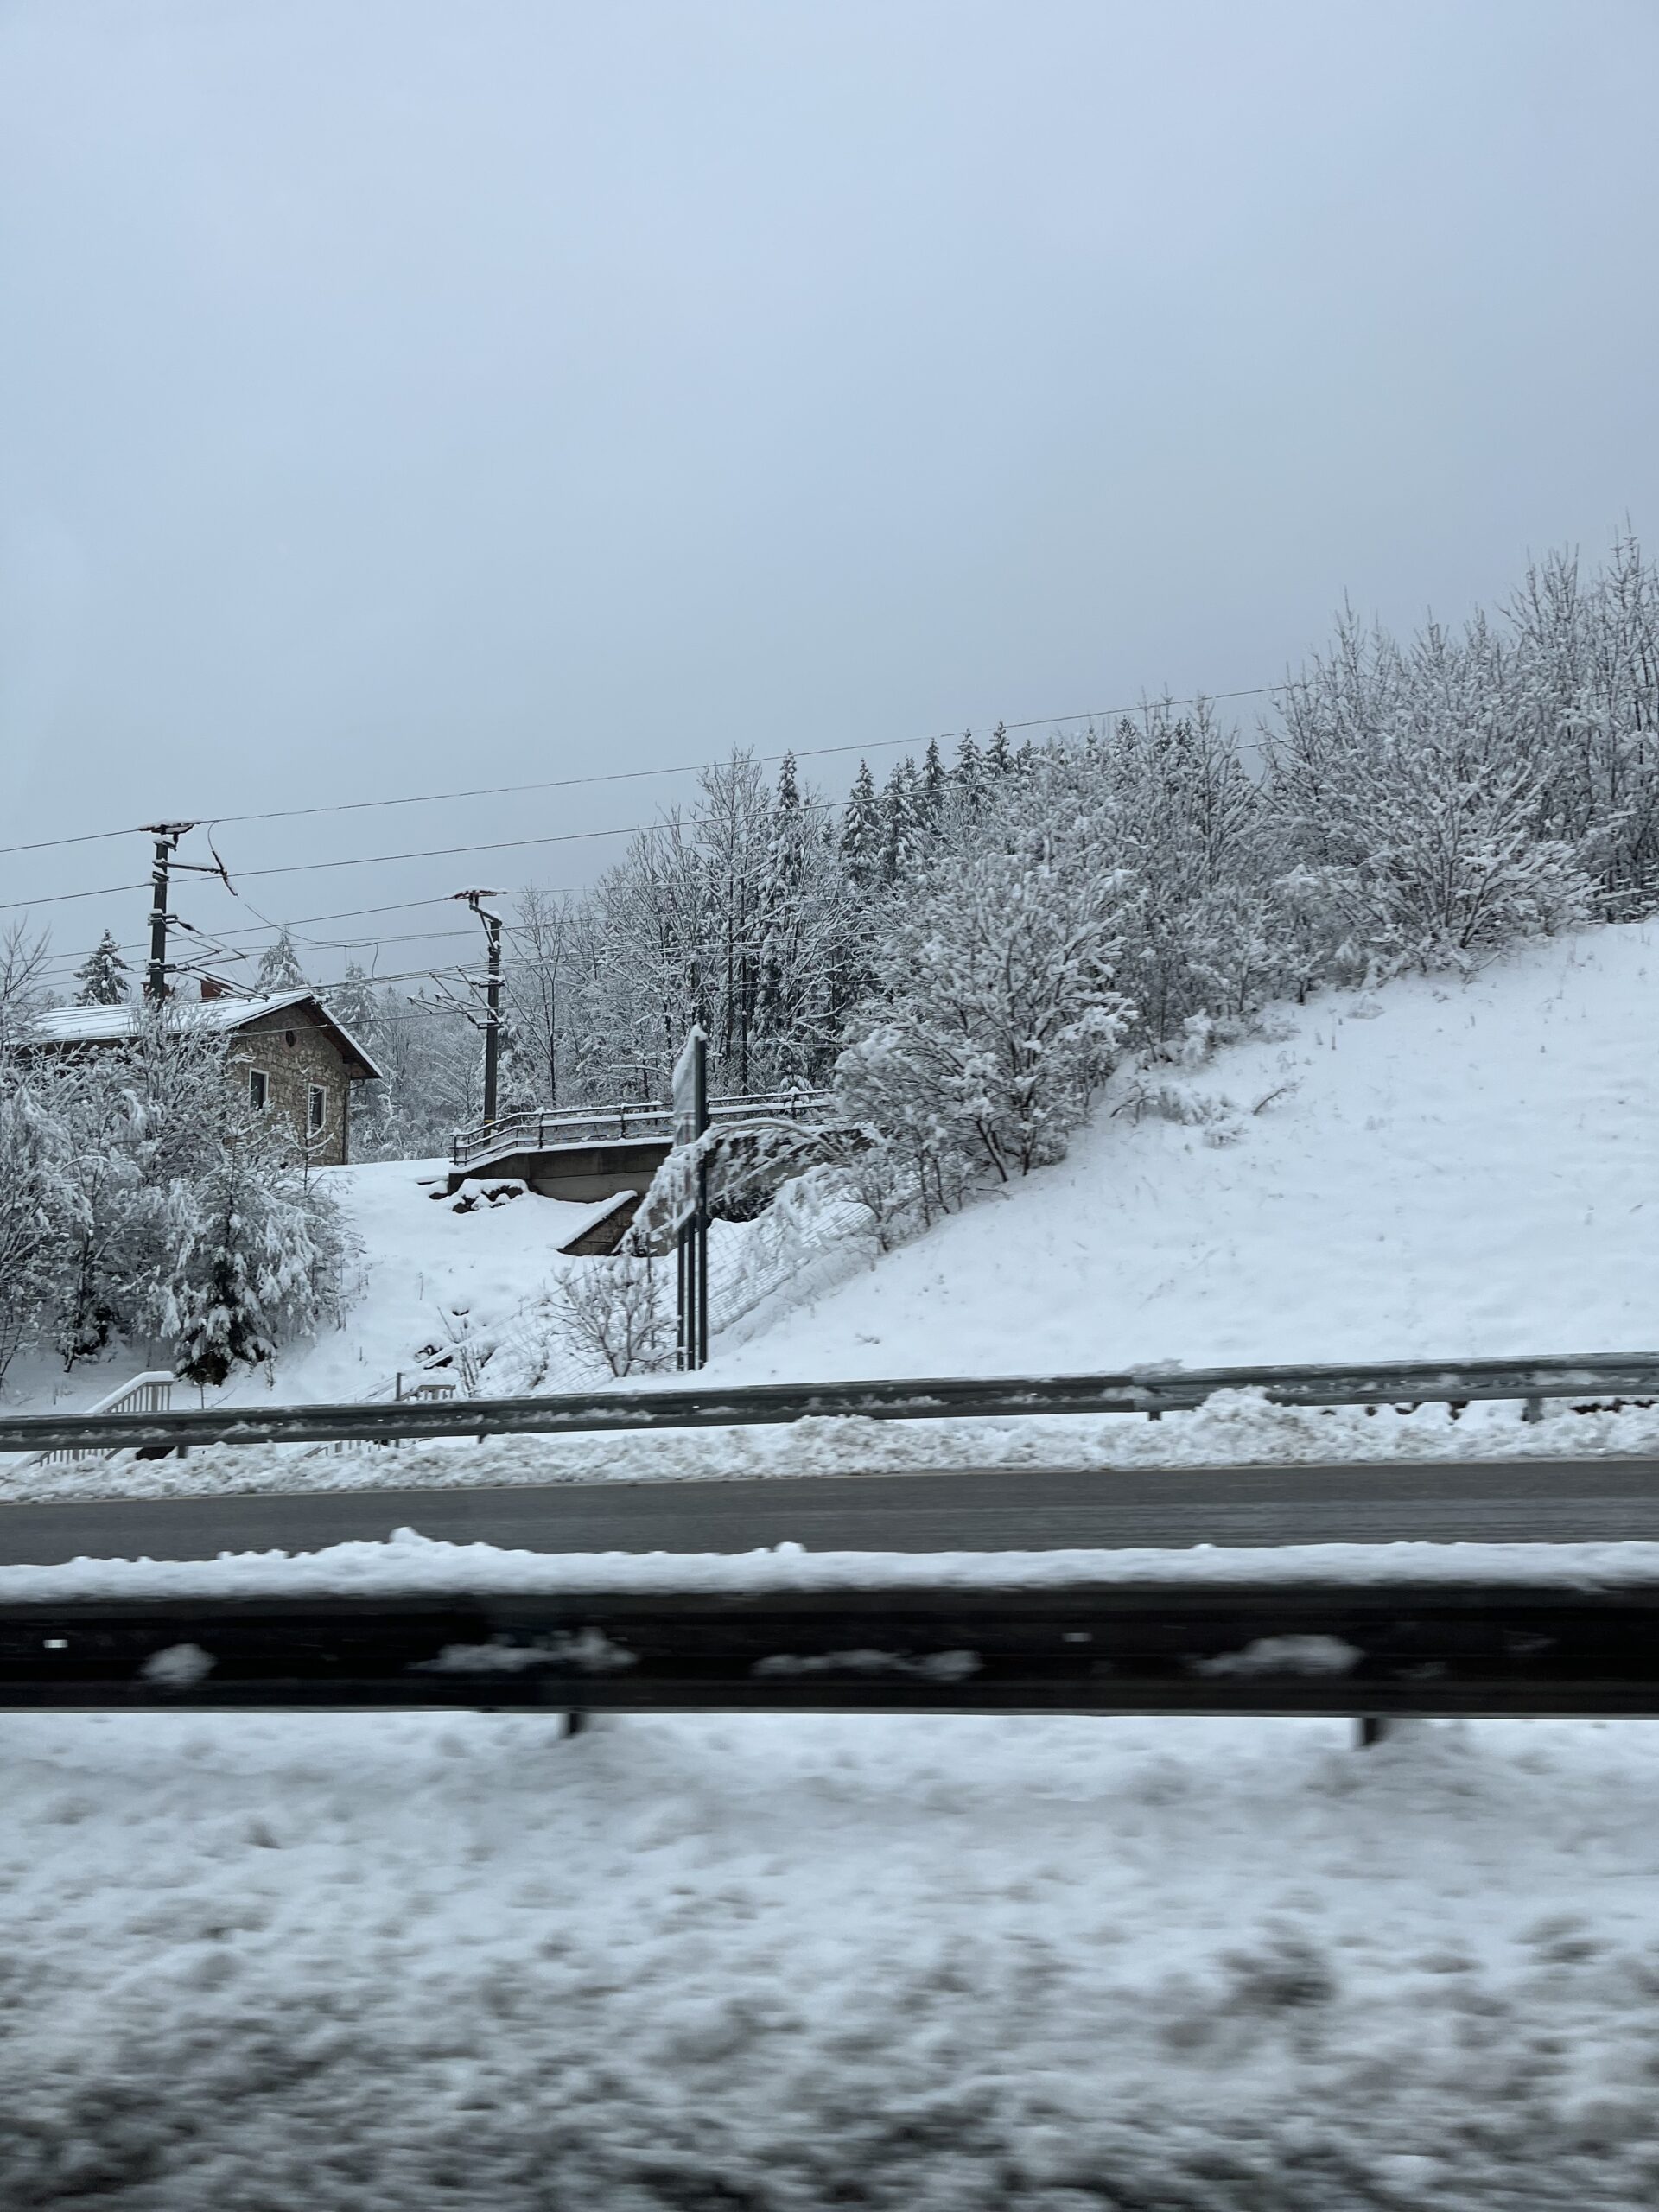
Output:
[450, 1090, 831, 1170]
[0, 1352, 1653, 1459]
[3, 1580, 1657, 1716]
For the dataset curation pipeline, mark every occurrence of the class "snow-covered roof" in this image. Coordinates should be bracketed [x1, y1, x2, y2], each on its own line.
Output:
[29, 991, 383, 1078]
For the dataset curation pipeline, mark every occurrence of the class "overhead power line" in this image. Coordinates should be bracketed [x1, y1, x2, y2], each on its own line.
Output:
[0, 686, 1285, 862]
[0, 878, 149, 916]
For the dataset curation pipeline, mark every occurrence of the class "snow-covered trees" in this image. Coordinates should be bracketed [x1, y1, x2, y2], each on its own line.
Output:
[73, 931, 131, 1007]
[153, 1116, 346, 1388]
[18, 531, 1649, 1242]
[522, 751, 861, 1105]
[474, 538, 1658, 1165]
[256, 928, 308, 992]
[838, 763, 1137, 1217]
[1266, 612, 1592, 975]
[0, 1074, 63, 1382]
[0, 1014, 350, 1389]
[0, 925, 48, 1050]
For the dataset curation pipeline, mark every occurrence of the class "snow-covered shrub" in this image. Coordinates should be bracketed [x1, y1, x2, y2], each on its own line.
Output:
[836, 762, 1137, 1220]
[835, 1138, 926, 1253]
[551, 1255, 674, 1378]
[1267, 611, 1594, 974]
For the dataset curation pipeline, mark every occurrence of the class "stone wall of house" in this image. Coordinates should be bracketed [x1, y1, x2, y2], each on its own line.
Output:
[231, 1007, 357, 1167]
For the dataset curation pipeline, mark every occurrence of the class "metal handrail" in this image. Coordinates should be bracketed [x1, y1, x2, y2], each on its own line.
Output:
[450, 1090, 832, 1168]
[0, 1352, 1653, 1459]
[22, 1370, 175, 1470]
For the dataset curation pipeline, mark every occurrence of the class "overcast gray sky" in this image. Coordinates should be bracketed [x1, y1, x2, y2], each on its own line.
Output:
[3, 0, 1656, 992]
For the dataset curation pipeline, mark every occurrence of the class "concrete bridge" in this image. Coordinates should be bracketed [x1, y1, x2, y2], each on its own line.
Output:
[445, 1094, 831, 1225]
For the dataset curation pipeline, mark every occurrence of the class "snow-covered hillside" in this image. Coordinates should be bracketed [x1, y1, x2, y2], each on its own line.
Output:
[10, 922, 1655, 1447]
[715, 920, 1659, 1385]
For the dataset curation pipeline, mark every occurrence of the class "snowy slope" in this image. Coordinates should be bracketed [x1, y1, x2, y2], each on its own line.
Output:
[4, 1164, 615, 1419]
[712, 920, 1659, 1386]
[239, 1163, 612, 1408]
[8, 923, 1658, 1502]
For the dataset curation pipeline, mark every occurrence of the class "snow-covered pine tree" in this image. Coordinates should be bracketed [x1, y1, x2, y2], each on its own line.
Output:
[879, 759, 924, 883]
[754, 757, 865, 1082]
[985, 721, 1013, 776]
[158, 1127, 346, 1387]
[951, 730, 984, 817]
[256, 928, 307, 992]
[73, 930, 131, 1006]
[775, 750, 802, 817]
[919, 737, 947, 823]
[840, 761, 883, 891]
[137, 1043, 351, 1388]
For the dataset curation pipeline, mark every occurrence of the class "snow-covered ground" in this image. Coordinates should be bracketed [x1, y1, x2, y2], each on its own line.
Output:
[10, 1525, 1659, 1600]
[717, 919, 1659, 1387]
[5, 930, 1658, 2204]
[9, 1390, 1659, 1508]
[20, 920, 1658, 1417]
[4, 1163, 618, 1420]
[4, 1707, 1658, 2208]
[6, 923, 1656, 1504]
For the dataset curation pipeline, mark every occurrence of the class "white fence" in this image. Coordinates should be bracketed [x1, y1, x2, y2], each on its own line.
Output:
[23, 1370, 175, 1470]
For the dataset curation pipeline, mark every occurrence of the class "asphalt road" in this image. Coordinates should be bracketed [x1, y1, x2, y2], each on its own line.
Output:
[1, 1458, 1657, 1566]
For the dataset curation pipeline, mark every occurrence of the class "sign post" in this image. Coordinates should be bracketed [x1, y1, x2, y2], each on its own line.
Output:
[671, 1027, 709, 1371]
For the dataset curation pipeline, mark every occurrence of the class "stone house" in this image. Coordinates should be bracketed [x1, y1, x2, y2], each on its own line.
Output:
[29, 983, 382, 1166]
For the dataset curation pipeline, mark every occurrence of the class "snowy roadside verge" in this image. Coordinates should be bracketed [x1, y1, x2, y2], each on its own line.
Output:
[4, 1384, 1659, 1506]
[9, 1527, 1659, 1605]
[5, 1706, 1659, 2209]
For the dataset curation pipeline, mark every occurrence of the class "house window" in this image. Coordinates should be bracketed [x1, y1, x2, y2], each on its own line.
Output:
[248, 1068, 269, 1109]
[308, 1084, 327, 1135]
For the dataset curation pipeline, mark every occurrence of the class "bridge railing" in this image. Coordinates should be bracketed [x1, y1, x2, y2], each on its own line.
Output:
[0, 1351, 1654, 1459]
[450, 1090, 831, 1170]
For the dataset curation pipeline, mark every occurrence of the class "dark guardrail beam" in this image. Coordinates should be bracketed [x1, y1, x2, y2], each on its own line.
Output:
[1, 1581, 1657, 1716]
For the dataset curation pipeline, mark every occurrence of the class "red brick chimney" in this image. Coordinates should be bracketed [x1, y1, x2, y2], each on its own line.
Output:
[199, 975, 232, 1001]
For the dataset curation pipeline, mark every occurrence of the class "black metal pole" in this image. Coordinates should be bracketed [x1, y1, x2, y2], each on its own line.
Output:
[481, 908, 502, 1136]
[696, 1154, 709, 1369]
[144, 832, 173, 1002]
[671, 1026, 710, 1371]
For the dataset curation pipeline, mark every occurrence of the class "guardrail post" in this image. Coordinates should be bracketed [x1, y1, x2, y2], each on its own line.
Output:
[1522, 1395, 1545, 1424]
[1357, 1717, 1393, 1749]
